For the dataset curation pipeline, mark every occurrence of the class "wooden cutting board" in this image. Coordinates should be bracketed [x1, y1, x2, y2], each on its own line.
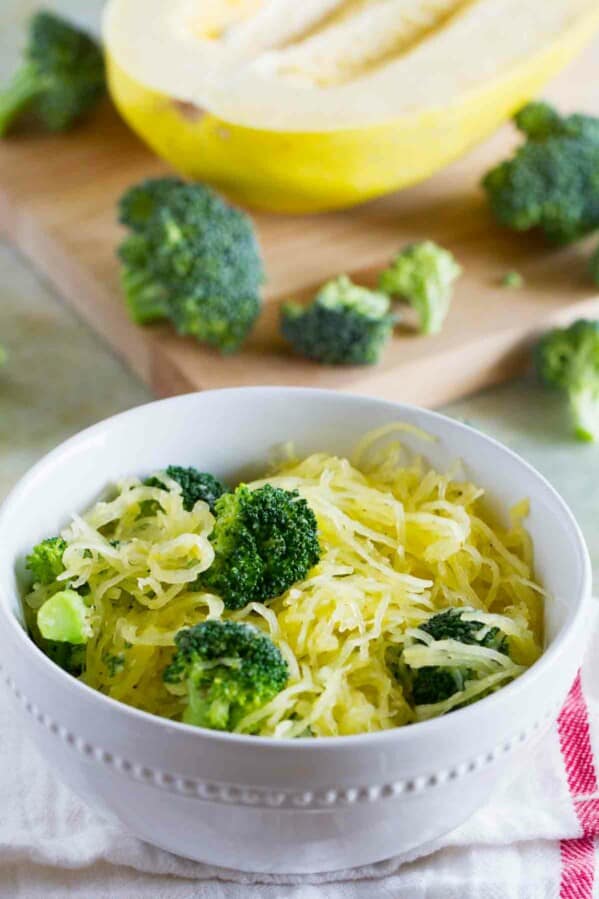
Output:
[2, 36, 599, 405]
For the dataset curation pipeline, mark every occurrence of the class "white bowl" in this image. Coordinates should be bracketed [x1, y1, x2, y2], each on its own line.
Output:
[0, 388, 591, 874]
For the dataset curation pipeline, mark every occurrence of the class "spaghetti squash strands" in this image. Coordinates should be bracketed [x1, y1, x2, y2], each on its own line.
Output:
[24, 429, 544, 736]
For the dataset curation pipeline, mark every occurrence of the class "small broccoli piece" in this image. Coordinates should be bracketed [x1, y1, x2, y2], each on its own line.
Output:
[387, 607, 509, 709]
[163, 620, 288, 730]
[501, 270, 524, 289]
[44, 640, 86, 676]
[37, 588, 92, 644]
[483, 102, 599, 244]
[118, 178, 264, 353]
[419, 608, 508, 664]
[199, 484, 321, 610]
[378, 241, 461, 334]
[535, 319, 599, 442]
[0, 11, 104, 137]
[280, 275, 395, 365]
[103, 652, 125, 677]
[145, 466, 229, 512]
[514, 101, 563, 140]
[26, 536, 67, 585]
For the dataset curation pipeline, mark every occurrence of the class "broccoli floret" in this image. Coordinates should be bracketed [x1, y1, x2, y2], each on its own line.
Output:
[387, 607, 509, 709]
[163, 620, 288, 730]
[378, 241, 461, 334]
[513, 101, 563, 141]
[534, 319, 599, 442]
[501, 270, 524, 289]
[37, 588, 92, 644]
[145, 466, 229, 513]
[117, 178, 182, 233]
[280, 275, 395, 365]
[103, 652, 125, 677]
[118, 178, 264, 353]
[199, 484, 321, 610]
[33, 592, 89, 677]
[483, 102, 599, 244]
[0, 11, 104, 137]
[26, 536, 67, 585]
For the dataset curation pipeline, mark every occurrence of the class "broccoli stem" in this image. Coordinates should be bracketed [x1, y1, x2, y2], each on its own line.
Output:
[418, 289, 446, 335]
[0, 63, 46, 137]
[185, 693, 230, 729]
[570, 385, 599, 442]
[120, 267, 170, 324]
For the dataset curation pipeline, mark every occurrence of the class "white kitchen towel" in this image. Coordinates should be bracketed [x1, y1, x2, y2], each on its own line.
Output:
[1, 605, 598, 899]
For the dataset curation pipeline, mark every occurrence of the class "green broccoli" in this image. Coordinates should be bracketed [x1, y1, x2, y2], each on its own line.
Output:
[199, 484, 321, 610]
[37, 588, 92, 644]
[33, 588, 91, 678]
[44, 640, 86, 676]
[378, 241, 461, 334]
[163, 620, 288, 730]
[280, 275, 396, 365]
[145, 466, 229, 513]
[483, 101, 599, 244]
[512, 100, 564, 141]
[0, 11, 105, 137]
[26, 536, 67, 585]
[387, 607, 509, 709]
[117, 178, 264, 354]
[501, 270, 524, 289]
[535, 319, 599, 442]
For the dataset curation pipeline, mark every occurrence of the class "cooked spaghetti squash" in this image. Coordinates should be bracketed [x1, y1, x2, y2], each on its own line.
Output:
[24, 425, 543, 737]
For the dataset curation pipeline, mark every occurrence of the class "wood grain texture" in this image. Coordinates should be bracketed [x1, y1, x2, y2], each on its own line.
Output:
[1, 35, 599, 405]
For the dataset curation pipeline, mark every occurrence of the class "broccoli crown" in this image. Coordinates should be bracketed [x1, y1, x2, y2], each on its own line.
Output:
[118, 178, 185, 232]
[0, 11, 105, 137]
[535, 319, 599, 442]
[501, 270, 524, 289]
[513, 101, 564, 141]
[387, 607, 509, 708]
[281, 275, 395, 365]
[200, 484, 321, 610]
[26, 536, 67, 585]
[418, 608, 508, 651]
[163, 620, 288, 730]
[145, 466, 230, 512]
[482, 102, 599, 244]
[117, 178, 264, 354]
[378, 241, 460, 334]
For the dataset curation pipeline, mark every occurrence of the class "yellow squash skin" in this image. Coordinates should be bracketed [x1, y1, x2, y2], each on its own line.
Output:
[107, 12, 599, 213]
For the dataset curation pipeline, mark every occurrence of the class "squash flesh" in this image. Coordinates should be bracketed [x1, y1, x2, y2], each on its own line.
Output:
[104, 0, 599, 211]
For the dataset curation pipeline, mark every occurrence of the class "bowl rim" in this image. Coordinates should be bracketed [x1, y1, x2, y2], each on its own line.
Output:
[0, 386, 592, 750]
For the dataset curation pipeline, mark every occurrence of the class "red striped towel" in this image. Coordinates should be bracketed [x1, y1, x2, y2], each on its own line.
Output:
[559, 672, 598, 899]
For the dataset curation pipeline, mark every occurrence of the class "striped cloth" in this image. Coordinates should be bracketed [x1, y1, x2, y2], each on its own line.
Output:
[1, 605, 597, 899]
[558, 672, 598, 899]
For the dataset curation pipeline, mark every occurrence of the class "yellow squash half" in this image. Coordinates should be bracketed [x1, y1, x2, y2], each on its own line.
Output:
[104, 0, 599, 213]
